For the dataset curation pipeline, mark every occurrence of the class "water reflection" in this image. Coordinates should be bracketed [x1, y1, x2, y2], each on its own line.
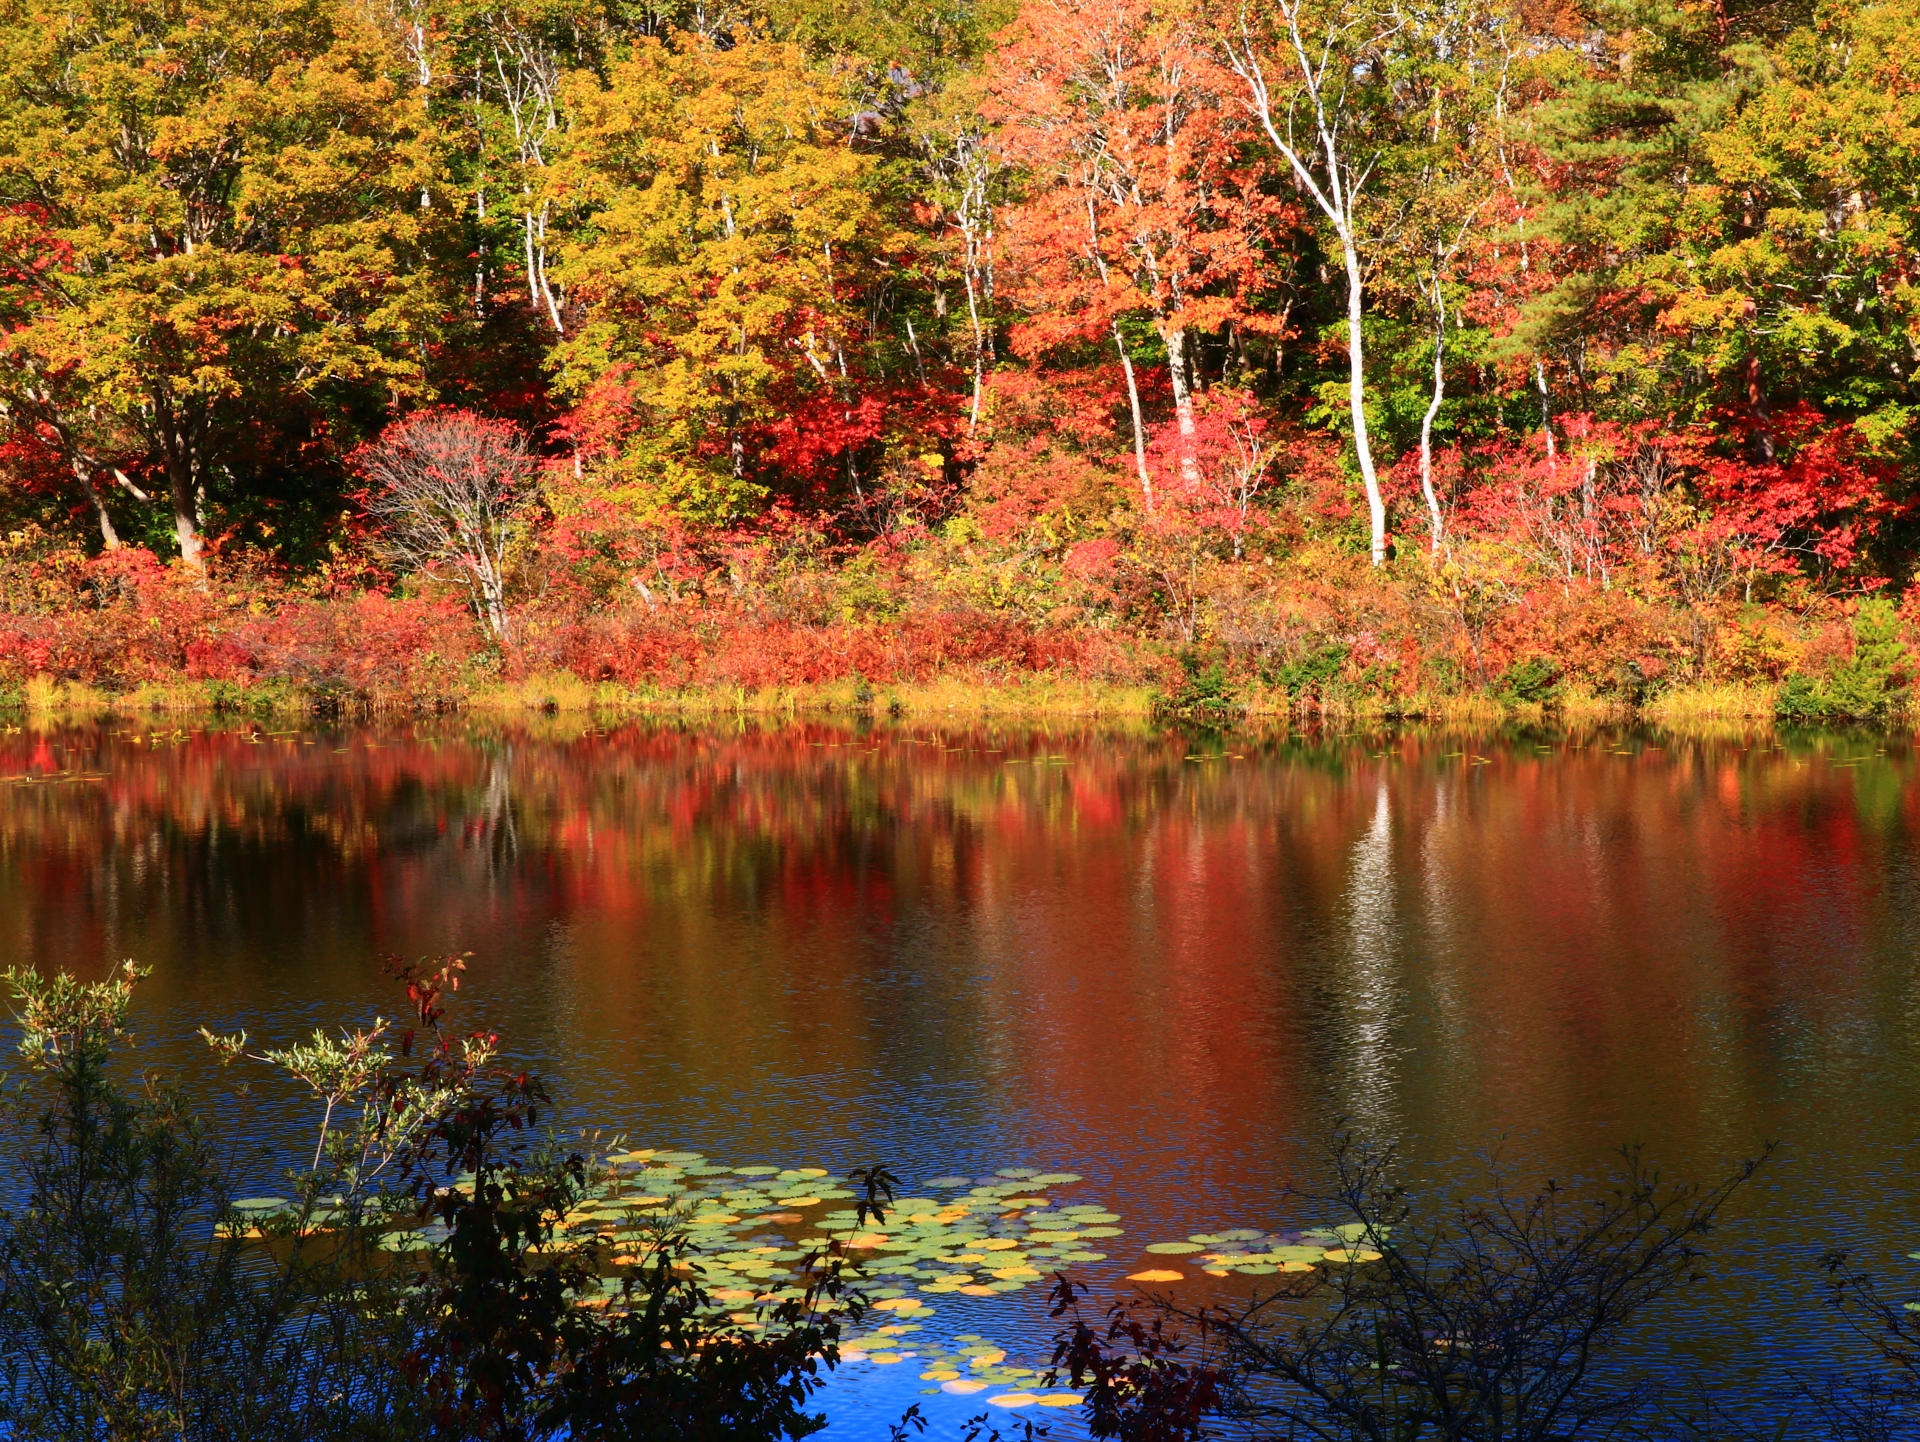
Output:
[1339, 781, 1401, 1132]
[0, 718, 1917, 1420]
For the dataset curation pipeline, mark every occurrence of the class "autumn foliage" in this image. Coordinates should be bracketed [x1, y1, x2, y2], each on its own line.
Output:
[0, 0, 1915, 714]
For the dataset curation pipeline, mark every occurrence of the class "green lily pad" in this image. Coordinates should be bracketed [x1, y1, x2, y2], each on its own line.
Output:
[1145, 1242, 1203, 1255]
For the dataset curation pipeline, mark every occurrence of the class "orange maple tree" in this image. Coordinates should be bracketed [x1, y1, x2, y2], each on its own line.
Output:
[985, 0, 1294, 512]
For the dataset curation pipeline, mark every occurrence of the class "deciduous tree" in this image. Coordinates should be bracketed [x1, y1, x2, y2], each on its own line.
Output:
[553, 30, 902, 523]
[0, 0, 451, 568]
[988, 0, 1289, 513]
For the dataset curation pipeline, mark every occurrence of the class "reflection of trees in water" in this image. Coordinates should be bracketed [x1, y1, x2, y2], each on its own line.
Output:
[0, 718, 1913, 1262]
[1418, 777, 1471, 1072]
[478, 746, 520, 876]
[1338, 781, 1403, 1134]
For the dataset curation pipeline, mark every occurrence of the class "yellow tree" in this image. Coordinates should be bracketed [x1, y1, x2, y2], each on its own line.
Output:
[0, 0, 449, 566]
[551, 31, 898, 523]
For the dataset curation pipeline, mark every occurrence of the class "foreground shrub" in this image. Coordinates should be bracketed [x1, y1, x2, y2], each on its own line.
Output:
[0, 964, 422, 1439]
[1050, 1133, 1771, 1442]
[0, 960, 888, 1441]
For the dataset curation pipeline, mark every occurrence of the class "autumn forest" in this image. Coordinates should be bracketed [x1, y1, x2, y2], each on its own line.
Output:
[0, 0, 1914, 717]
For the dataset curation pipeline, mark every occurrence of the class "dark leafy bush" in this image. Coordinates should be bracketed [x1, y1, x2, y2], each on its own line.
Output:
[0, 960, 887, 1442]
[1493, 656, 1562, 707]
[1048, 1133, 1769, 1442]
[1163, 654, 1237, 718]
[0, 964, 424, 1440]
[1777, 599, 1910, 723]
[1775, 671, 1832, 722]
[1271, 644, 1349, 706]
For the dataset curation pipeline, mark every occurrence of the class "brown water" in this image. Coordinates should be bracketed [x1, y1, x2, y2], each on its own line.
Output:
[3, 717, 1917, 1431]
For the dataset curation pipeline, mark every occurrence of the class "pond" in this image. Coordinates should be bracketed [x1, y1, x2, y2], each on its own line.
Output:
[2, 716, 1917, 1434]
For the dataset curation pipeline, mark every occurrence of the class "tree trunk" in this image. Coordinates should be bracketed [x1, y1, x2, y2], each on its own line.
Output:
[1535, 360, 1556, 463]
[1114, 323, 1154, 514]
[75, 464, 120, 551]
[1342, 240, 1386, 566]
[66, 457, 120, 551]
[1745, 354, 1774, 463]
[1418, 289, 1446, 555]
[157, 411, 205, 570]
[963, 267, 987, 436]
[169, 467, 204, 569]
[1166, 326, 1199, 486]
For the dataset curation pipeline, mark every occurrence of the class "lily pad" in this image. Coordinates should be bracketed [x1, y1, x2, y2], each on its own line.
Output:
[1145, 1242, 1203, 1254]
[1127, 1269, 1185, 1283]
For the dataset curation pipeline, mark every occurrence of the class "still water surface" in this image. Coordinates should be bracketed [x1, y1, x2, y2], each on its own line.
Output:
[3, 719, 1918, 1430]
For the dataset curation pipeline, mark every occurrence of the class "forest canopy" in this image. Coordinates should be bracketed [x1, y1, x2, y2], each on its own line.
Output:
[0, 0, 1915, 711]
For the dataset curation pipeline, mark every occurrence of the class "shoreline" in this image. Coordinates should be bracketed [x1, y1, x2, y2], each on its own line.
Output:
[0, 672, 1849, 731]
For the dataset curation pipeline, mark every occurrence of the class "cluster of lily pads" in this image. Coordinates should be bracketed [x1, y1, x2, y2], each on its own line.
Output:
[224, 1155, 1126, 1321]
[1133, 1221, 1385, 1282]
[822, 1168, 1120, 1306]
[840, 1325, 1084, 1410]
[224, 1148, 1387, 1416]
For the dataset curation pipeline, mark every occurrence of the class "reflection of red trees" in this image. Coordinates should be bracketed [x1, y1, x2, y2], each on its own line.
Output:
[0, 724, 1903, 1239]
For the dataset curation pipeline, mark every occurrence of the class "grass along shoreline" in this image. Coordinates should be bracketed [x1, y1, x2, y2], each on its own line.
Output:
[0, 670, 1857, 729]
